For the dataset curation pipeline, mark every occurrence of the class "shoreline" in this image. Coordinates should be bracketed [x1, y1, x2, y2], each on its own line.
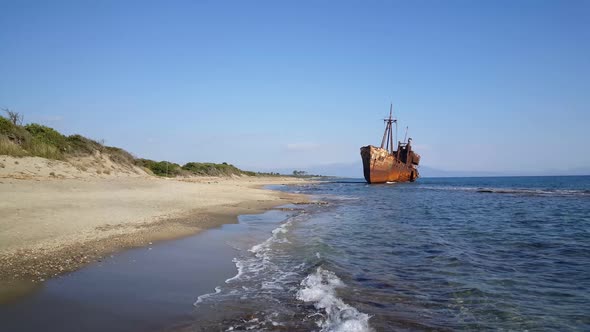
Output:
[0, 203, 307, 332]
[0, 174, 312, 303]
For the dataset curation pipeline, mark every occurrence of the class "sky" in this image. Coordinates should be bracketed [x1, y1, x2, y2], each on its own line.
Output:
[1, 1, 589, 175]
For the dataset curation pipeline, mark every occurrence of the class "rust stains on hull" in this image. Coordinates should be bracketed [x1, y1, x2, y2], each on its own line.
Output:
[359, 104, 420, 184]
[361, 145, 419, 183]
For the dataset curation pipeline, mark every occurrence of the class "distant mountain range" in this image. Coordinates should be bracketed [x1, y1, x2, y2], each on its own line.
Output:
[251, 162, 590, 178]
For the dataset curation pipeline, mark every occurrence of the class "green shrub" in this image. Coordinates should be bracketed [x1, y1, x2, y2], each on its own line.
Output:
[0, 135, 28, 157]
[182, 162, 243, 176]
[0, 115, 260, 178]
[66, 134, 103, 155]
[0, 116, 15, 135]
[104, 146, 135, 165]
[255, 172, 282, 176]
[0, 116, 32, 145]
[135, 159, 182, 177]
[25, 138, 63, 159]
[0, 118, 66, 159]
[134, 159, 254, 178]
[25, 123, 69, 152]
[0, 116, 17, 135]
[181, 162, 254, 176]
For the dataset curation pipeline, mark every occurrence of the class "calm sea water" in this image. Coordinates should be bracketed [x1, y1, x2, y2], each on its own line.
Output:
[181, 176, 590, 331]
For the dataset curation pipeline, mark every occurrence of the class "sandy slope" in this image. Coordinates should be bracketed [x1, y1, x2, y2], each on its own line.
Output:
[0, 156, 310, 286]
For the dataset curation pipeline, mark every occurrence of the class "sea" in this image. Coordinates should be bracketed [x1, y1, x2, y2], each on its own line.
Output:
[2, 176, 589, 332]
[180, 176, 590, 331]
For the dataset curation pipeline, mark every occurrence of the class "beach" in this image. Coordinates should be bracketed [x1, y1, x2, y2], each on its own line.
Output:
[1, 158, 589, 331]
[0, 156, 309, 294]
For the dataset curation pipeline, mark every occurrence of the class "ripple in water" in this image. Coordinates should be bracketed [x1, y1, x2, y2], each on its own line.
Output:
[182, 176, 590, 331]
[185, 206, 373, 331]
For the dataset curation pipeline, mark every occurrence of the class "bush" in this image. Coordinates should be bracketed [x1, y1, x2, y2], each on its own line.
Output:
[0, 116, 16, 135]
[25, 123, 69, 152]
[104, 146, 135, 165]
[134, 160, 253, 178]
[25, 139, 63, 159]
[0, 115, 260, 178]
[0, 116, 32, 145]
[182, 162, 243, 176]
[0, 135, 28, 157]
[135, 159, 182, 177]
[0, 118, 132, 162]
[66, 134, 103, 155]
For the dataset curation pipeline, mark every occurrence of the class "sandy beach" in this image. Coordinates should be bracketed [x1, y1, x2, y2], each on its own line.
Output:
[0, 156, 310, 288]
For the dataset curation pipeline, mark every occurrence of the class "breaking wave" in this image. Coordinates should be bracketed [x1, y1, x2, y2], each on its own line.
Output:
[297, 267, 373, 332]
[191, 201, 376, 331]
[224, 215, 298, 285]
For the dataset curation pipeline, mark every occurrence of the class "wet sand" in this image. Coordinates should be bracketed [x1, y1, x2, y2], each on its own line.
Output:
[0, 209, 297, 332]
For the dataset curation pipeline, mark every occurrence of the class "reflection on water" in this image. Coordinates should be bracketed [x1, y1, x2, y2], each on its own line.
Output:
[0, 216, 253, 332]
[0, 280, 41, 306]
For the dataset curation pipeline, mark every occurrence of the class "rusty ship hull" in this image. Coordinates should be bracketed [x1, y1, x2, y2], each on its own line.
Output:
[361, 145, 419, 183]
[360, 104, 420, 184]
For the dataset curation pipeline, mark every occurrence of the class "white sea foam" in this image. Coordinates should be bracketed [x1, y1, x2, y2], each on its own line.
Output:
[248, 218, 294, 260]
[225, 312, 286, 331]
[225, 258, 245, 283]
[297, 267, 373, 332]
[226, 217, 296, 284]
[317, 194, 360, 201]
[193, 286, 222, 306]
[261, 281, 284, 290]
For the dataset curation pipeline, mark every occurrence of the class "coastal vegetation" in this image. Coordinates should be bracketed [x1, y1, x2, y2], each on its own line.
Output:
[292, 170, 324, 178]
[182, 162, 256, 177]
[0, 111, 262, 178]
[132, 159, 256, 177]
[0, 112, 135, 163]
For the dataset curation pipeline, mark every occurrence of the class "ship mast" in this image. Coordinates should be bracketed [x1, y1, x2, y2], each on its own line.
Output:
[403, 126, 408, 143]
[380, 104, 397, 155]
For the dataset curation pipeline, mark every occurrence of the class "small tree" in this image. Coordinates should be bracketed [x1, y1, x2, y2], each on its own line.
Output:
[3, 109, 23, 126]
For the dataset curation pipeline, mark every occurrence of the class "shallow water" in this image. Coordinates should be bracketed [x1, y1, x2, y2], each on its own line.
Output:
[180, 176, 590, 331]
[0, 212, 282, 332]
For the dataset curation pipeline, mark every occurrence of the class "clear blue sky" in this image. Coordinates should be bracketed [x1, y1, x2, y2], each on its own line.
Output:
[1, 1, 589, 174]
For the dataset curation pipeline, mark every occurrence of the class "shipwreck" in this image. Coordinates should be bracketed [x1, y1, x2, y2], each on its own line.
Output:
[360, 105, 420, 183]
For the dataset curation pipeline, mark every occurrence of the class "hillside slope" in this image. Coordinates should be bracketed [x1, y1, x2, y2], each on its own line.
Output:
[0, 115, 256, 179]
